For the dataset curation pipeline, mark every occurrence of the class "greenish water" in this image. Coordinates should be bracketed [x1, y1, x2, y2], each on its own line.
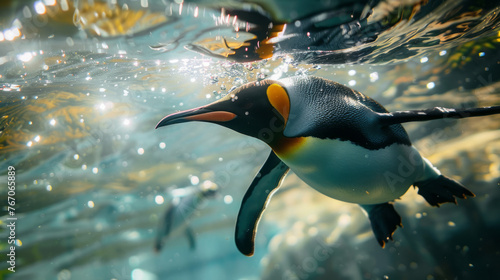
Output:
[1, 1, 499, 279]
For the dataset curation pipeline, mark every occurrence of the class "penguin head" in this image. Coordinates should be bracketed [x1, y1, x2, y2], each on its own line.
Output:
[156, 80, 291, 144]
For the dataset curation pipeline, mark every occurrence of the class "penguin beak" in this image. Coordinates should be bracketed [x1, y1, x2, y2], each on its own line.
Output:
[155, 106, 237, 129]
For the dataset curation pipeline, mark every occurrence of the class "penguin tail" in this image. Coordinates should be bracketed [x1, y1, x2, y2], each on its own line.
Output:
[378, 105, 500, 126]
[414, 175, 475, 207]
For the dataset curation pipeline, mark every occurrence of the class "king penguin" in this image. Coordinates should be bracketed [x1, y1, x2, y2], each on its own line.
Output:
[156, 76, 500, 256]
[154, 182, 218, 253]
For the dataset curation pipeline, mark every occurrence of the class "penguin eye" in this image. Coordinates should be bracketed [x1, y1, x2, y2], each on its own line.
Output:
[266, 84, 290, 125]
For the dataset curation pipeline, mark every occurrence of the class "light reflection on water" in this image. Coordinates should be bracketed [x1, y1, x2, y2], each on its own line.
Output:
[0, 0, 500, 279]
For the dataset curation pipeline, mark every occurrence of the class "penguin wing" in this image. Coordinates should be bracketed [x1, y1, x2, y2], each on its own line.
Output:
[377, 106, 500, 125]
[155, 203, 176, 252]
[235, 151, 289, 256]
[185, 227, 196, 250]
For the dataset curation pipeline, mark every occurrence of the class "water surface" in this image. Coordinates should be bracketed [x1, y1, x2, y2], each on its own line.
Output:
[1, 0, 499, 279]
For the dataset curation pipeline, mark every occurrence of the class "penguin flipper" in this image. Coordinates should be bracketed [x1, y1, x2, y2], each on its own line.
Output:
[360, 203, 402, 247]
[235, 151, 289, 256]
[185, 227, 196, 250]
[154, 203, 176, 252]
[378, 106, 500, 126]
[414, 175, 475, 207]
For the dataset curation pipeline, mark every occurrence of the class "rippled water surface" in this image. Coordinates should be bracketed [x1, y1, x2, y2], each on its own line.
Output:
[1, 0, 500, 279]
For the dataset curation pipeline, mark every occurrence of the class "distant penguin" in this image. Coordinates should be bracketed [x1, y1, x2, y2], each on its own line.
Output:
[156, 76, 500, 256]
[155, 181, 217, 252]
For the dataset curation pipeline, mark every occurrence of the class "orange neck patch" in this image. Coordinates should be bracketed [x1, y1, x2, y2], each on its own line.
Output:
[271, 136, 306, 158]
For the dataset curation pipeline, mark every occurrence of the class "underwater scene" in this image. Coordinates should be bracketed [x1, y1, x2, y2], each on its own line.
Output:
[1, 0, 500, 279]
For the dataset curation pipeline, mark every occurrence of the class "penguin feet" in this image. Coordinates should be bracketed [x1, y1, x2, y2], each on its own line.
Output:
[414, 175, 475, 207]
[361, 203, 402, 248]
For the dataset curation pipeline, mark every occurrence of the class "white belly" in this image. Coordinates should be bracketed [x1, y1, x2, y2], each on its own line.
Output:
[276, 138, 427, 204]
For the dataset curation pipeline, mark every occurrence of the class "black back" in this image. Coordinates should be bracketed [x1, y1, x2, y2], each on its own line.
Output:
[281, 76, 411, 150]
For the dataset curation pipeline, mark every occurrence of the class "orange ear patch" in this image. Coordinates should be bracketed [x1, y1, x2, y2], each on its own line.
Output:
[266, 84, 290, 125]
